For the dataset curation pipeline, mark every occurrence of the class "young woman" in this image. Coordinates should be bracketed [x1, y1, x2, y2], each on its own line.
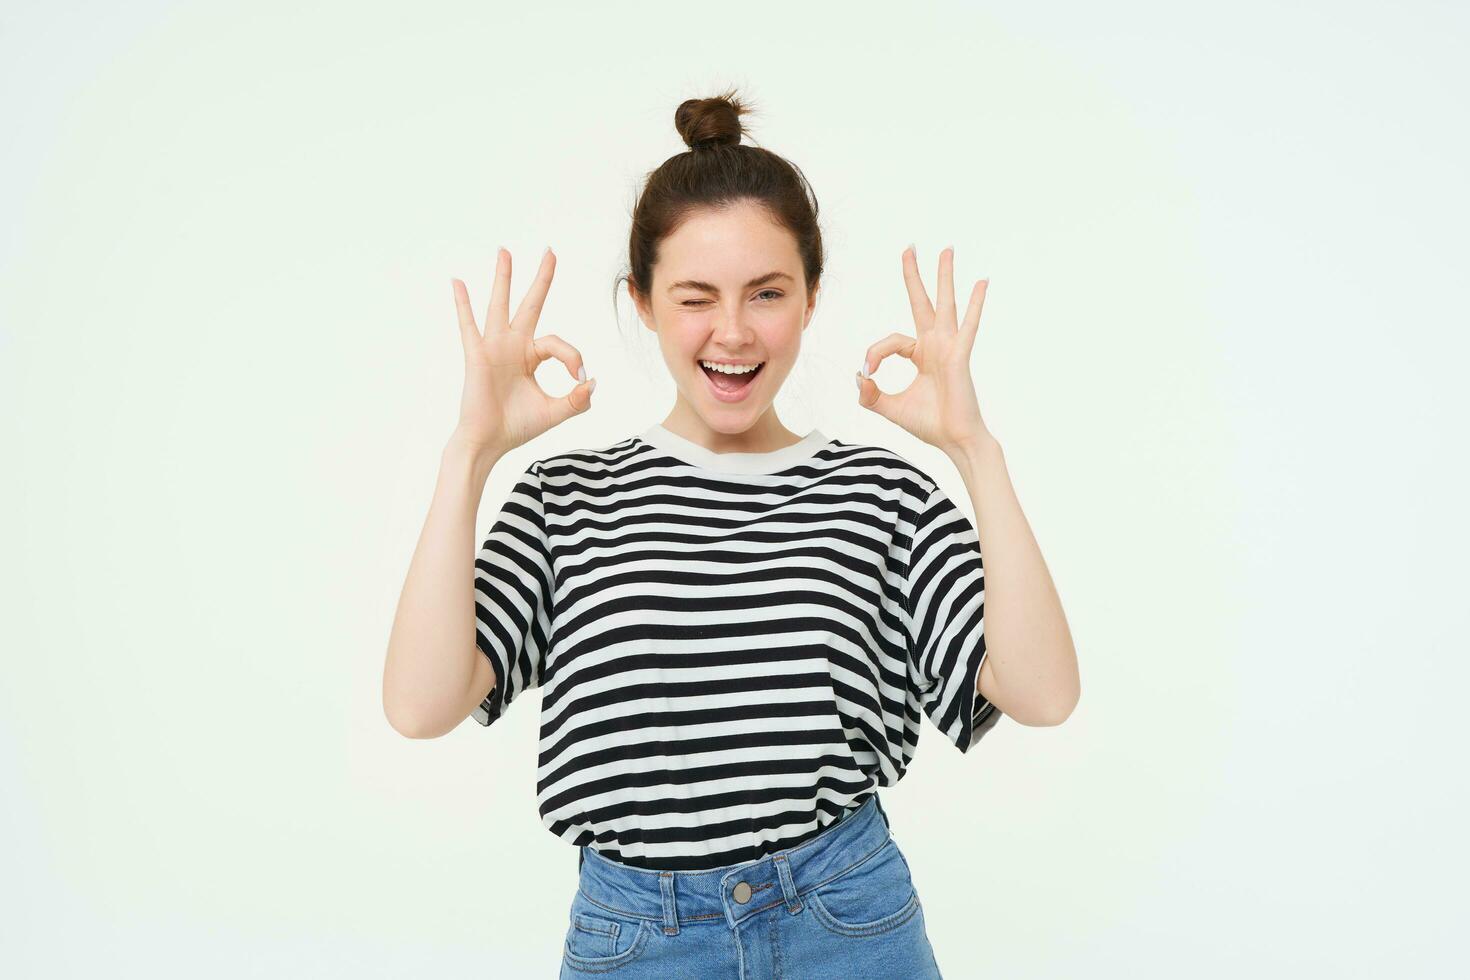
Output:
[383, 90, 1080, 978]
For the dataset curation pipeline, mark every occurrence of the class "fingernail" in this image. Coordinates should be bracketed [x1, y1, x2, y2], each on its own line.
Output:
[858, 360, 870, 377]
[910, 243, 917, 261]
[586, 377, 597, 394]
[544, 246, 551, 259]
[577, 366, 587, 382]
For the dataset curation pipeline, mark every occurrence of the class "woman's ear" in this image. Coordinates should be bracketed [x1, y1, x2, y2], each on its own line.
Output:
[628, 280, 655, 332]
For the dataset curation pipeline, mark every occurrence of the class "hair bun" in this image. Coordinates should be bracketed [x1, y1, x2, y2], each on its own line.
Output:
[674, 89, 752, 151]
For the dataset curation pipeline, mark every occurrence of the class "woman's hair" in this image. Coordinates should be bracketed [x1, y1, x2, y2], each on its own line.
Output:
[615, 87, 826, 316]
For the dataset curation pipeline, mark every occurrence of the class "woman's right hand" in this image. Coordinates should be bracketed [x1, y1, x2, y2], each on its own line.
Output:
[450, 247, 595, 457]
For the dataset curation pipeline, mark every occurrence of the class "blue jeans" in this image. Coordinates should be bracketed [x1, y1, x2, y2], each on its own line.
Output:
[561, 793, 944, 978]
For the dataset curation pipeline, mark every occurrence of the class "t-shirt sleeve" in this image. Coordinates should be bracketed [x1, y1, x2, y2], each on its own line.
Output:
[902, 479, 1003, 753]
[470, 459, 555, 727]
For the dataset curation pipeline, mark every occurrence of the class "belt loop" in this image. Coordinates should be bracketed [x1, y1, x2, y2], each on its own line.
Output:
[773, 854, 803, 913]
[872, 791, 891, 831]
[578, 847, 585, 872]
[658, 872, 680, 935]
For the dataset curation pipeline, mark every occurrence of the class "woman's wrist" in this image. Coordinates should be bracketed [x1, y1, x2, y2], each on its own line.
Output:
[940, 428, 1002, 469]
[443, 429, 505, 482]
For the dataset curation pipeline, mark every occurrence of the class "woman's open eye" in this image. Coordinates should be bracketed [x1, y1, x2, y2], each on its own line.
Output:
[756, 289, 783, 301]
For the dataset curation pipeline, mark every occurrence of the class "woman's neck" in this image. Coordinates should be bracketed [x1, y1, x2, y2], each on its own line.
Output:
[659, 402, 804, 455]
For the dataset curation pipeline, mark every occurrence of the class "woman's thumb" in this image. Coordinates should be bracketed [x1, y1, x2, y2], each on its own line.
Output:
[855, 373, 890, 421]
[564, 376, 597, 418]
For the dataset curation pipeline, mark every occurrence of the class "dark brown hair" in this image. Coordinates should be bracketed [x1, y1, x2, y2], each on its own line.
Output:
[615, 87, 826, 318]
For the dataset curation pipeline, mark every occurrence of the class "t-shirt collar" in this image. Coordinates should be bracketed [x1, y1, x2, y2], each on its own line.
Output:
[638, 423, 829, 475]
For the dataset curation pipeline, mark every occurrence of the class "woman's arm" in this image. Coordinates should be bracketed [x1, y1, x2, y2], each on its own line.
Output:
[945, 432, 1080, 727]
[381, 433, 503, 739]
[382, 252, 593, 738]
[857, 246, 1079, 728]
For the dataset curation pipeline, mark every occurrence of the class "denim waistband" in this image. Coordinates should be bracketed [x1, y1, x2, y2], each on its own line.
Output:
[573, 792, 893, 934]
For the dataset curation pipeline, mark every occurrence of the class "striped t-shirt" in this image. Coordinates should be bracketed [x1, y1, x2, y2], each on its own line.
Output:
[470, 422, 1002, 871]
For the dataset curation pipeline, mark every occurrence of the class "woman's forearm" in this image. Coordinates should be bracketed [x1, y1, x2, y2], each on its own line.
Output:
[946, 433, 1080, 727]
[382, 433, 502, 738]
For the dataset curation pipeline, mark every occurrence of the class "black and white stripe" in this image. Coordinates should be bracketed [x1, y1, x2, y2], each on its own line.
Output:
[470, 424, 1001, 871]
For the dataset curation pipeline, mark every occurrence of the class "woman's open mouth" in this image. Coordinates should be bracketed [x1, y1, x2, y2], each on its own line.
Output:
[699, 359, 764, 402]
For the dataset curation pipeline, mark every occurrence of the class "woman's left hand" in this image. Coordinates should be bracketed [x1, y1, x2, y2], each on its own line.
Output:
[856, 245, 993, 457]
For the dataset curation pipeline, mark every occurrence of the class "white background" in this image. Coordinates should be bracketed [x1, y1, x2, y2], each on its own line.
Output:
[3, 1, 1466, 976]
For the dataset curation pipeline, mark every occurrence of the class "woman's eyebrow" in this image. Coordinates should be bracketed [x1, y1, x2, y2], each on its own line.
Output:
[667, 271, 794, 293]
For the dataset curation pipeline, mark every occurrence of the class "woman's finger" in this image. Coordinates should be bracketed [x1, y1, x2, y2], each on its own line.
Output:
[537, 335, 597, 426]
[935, 247, 956, 330]
[511, 248, 557, 333]
[532, 333, 592, 386]
[859, 332, 917, 378]
[484, 248, 513, 331]
[452, 278, 480, 355]
[960, 278, 988, 352]
[900, 245, 934, 333]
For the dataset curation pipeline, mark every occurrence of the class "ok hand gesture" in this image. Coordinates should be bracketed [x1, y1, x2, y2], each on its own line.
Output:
[451, 247, 596, 457]
[856, 246, 992, 458]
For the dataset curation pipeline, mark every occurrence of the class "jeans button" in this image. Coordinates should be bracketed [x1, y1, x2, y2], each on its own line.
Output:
[732, 881, 752, 904]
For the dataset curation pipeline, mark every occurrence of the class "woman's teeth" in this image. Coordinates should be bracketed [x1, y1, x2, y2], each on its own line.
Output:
[699, 360, 762, 375]
[700, 359, 763, 394]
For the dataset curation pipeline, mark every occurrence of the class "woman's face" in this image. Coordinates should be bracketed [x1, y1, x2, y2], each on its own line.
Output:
[631, 200, 817, 435]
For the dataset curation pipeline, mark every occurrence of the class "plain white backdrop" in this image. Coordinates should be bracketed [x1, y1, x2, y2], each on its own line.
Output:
[3, 0, 1466, 976]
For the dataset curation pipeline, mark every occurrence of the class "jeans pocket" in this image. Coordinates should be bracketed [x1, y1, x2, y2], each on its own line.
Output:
[562, 891, 652, 972]
[806, 837, 922, 938]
